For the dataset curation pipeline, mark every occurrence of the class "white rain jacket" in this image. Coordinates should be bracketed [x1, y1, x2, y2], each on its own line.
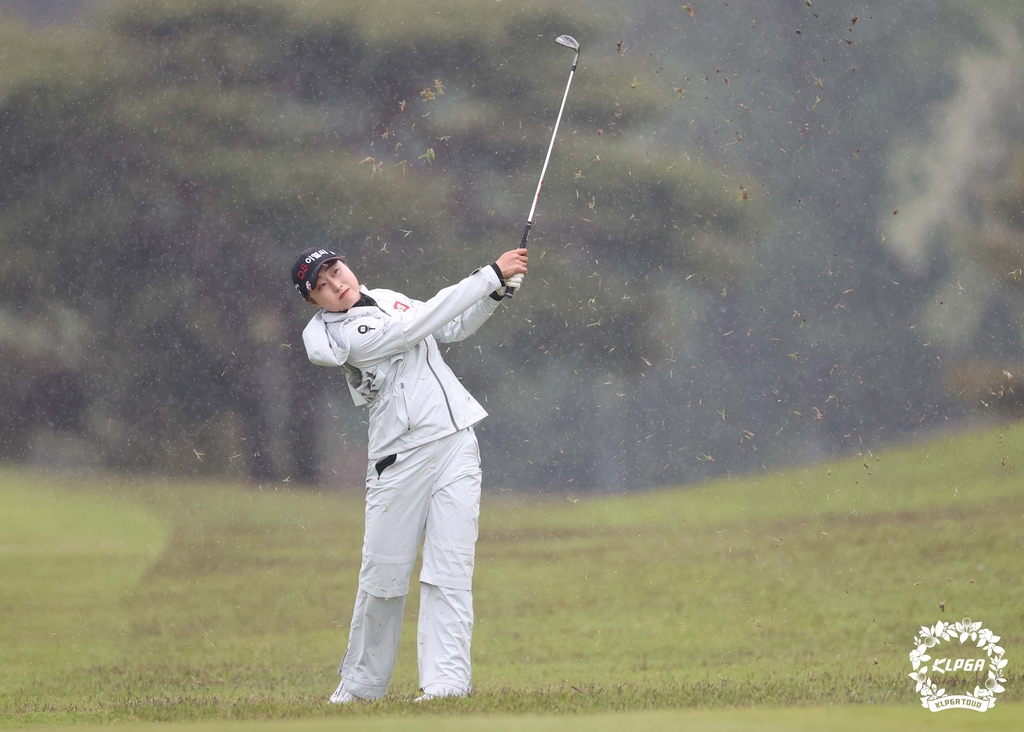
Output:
[302, 266, 503, 459]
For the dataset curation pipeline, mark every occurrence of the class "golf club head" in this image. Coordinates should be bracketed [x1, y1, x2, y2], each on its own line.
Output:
[555, 35, 580, 53]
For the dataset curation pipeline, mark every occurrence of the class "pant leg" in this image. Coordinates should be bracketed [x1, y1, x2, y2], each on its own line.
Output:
[418, 583, 475, 695]
[339, 445, 437, 699]
[359, 448, 436, 599]
[338, 591, 406, 699]
[418, 428, 481, 694]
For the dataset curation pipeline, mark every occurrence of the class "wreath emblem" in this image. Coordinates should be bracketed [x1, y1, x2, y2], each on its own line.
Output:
[909, 618, 1007, 712]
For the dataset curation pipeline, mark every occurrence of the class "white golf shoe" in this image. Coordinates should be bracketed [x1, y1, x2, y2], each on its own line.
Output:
[413, 685, 468, 702]
[329, 680, 360, 704]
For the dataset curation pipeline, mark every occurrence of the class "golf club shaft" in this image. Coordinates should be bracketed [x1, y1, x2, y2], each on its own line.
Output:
[519, 54, 579, 251]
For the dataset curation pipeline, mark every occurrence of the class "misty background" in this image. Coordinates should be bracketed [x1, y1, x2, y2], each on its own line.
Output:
[1, 0, 1022, 492]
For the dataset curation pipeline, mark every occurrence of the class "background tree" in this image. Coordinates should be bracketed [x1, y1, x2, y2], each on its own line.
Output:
[621, 0, 992, 472]
[0, 0, 761, 489]
[3, 0, 1018, 491]
[885, 19, 1024, 414]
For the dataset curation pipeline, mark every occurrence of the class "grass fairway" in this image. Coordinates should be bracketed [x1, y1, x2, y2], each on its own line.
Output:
[1, 424, 1022, 728]
[0, 477, 169, 672]
[13, 703, 1024, 732]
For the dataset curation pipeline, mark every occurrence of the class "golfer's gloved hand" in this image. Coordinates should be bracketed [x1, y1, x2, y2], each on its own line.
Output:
[489, 273, 524, 301]
[504, 273, 524, 296]
[491, 248, 528, 300]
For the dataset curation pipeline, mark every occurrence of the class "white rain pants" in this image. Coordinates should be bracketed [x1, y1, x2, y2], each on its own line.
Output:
[338, 427, 481, 699]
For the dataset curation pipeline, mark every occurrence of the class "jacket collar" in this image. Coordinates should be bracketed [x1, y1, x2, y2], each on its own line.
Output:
[321, 286, 386, 323]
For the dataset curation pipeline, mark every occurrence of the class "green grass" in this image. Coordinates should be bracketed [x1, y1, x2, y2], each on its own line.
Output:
[1, 424, 1022, 728]
[0, 478, 170, 672]
[10, 703, 1024, 732]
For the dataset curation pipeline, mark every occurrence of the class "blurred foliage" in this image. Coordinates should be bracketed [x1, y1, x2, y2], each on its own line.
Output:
[0, 0, 761, 488]
[3, 0, 1015, 490]
[884, 17, 1024, 415]
[973, 146, 1024, 284]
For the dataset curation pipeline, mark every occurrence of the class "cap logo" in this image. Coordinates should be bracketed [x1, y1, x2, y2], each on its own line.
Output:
[292, 248, 338, 300]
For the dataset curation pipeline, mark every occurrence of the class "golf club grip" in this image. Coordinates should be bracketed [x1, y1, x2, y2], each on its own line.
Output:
[506, 222, 532, 299]
[519, 221, 532, 250]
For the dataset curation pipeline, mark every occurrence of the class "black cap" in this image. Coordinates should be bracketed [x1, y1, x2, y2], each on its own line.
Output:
[291, 247, 343, 301]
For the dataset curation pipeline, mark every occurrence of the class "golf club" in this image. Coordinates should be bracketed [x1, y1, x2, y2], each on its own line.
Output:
[508, 34, 579, 297]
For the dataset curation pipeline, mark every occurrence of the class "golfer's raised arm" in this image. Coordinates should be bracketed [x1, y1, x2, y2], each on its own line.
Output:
[343, 267, 499, 367]
[434, 249, 528, 342]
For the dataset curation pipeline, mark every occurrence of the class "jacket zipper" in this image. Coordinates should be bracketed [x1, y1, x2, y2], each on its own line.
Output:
[425, 340, 459, 431]
[399, 383, 411, 431]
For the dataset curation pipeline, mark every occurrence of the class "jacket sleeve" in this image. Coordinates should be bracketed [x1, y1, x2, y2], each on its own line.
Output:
[432, 295, 502, 343]
[343, 266, 502, 368]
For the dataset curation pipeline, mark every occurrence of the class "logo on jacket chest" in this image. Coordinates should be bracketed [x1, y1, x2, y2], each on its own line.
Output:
[393, 301, 410, 312]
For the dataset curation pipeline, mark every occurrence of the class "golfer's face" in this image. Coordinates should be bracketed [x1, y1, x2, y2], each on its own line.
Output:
[309, 259, 360, 312]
